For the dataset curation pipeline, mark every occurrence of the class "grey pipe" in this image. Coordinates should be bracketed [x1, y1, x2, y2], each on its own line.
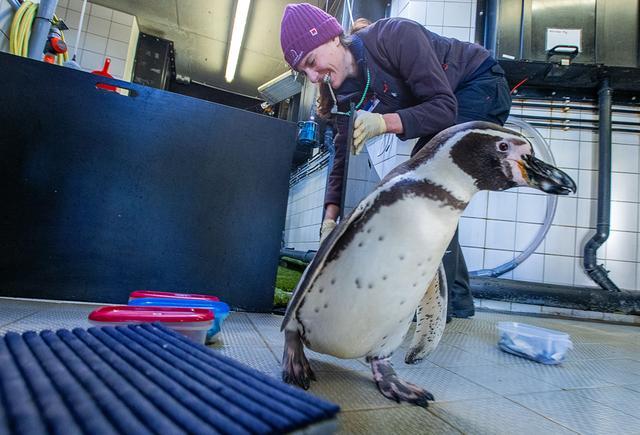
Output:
[28, 0, 58, 60]
[483, 0, 499, 56]
[518, 0, 525, 59]
[583, 79, 620, 292]
[7, 0, 21, 11]
[515, 101, 640, 115]
[280, 248, 316, 264]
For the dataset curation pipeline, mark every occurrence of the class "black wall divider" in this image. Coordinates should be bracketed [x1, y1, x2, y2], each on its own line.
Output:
[0, 53, 296, 311]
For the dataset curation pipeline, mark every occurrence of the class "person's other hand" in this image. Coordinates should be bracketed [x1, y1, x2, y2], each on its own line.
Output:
[352, 110, 386, 155]
[319, 218, 337, 243]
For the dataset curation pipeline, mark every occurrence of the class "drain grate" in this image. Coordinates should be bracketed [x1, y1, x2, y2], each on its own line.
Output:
[0, 323, 339, 434]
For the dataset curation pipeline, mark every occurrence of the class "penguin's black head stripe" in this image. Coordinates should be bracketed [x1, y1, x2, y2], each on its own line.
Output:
[450, 131, 522, 191]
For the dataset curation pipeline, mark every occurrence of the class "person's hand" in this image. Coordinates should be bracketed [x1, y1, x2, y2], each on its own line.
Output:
[352, 110, 386, 155]
[319, 218, 337, 243]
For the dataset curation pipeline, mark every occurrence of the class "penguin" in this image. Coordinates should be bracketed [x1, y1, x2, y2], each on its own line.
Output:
[281, 121, 576, 406]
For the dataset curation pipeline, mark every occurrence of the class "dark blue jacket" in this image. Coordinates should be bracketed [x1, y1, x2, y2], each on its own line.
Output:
[324, 17, 493, 207]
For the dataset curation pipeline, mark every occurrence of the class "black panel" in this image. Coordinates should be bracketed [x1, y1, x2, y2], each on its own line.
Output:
[168, 80, 264, 111]
[499, 59, 640, 103]
[132, 33, 175, 90]
[0, 52, 297, 311]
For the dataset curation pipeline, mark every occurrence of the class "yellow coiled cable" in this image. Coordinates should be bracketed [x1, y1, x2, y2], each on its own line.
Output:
[10, 1, 69, 64]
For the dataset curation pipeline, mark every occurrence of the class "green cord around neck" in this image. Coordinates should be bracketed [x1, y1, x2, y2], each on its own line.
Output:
[328, 68, 371, 117]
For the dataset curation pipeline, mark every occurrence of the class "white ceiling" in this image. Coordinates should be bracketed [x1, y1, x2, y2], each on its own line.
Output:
[91, 0, 328, 98]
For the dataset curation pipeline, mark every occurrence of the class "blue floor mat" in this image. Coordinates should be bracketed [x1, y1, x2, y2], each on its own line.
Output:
[0, 323, 339, 434]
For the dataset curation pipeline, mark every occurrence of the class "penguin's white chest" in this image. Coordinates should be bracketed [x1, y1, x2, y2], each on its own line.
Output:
[295, 197, 459, 359]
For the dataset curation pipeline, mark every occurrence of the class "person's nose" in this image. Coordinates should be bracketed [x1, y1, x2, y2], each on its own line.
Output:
[303, 69, 321, 83]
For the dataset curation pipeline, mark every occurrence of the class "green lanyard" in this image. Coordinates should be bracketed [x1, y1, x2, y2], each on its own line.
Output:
[329, 68, 371, 117]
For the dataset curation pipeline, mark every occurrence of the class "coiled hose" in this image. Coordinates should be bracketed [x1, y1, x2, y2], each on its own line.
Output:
[470, 117, 559, 277]
[10, 1, 68, 65]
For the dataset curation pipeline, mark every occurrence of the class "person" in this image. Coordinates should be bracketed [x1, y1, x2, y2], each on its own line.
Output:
[280, 3, 511, 319]
[349, 17, 372, 33]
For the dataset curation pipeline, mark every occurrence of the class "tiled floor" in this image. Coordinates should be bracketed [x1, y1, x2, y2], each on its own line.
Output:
[1, 298, 639, 434]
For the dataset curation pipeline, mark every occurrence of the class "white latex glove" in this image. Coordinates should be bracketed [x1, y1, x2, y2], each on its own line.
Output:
[319, 218, 337, 243]
[352, 110, 387, 155]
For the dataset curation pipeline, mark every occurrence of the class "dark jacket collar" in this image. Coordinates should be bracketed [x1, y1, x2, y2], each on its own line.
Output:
[337, 34, 367, 96]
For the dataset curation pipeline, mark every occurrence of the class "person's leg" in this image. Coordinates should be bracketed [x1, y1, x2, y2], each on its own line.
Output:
[443, 228, 474, 318]
[445, 64, 512, 319]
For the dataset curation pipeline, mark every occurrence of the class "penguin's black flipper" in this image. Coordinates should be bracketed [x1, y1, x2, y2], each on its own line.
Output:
[280, 198, 370, 332]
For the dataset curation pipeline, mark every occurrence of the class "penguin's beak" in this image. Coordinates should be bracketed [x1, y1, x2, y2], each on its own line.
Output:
[519, 154, 577, 195]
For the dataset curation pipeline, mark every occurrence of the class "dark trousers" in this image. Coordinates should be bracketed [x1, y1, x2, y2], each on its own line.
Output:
[411, 63, 512, 317]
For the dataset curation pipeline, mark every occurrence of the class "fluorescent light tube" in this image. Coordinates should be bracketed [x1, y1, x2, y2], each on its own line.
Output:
[225, 0, 251, 83]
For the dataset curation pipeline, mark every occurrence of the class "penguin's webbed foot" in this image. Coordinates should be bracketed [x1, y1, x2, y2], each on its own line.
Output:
[282, 330, 316, 389]
[369, 357, 434, 407]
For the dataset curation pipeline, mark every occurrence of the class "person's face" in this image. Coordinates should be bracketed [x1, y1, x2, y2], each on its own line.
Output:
[297, 36, 346, 88]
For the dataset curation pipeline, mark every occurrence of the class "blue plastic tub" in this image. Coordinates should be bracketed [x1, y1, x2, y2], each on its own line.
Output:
[129, 297, 230, 343]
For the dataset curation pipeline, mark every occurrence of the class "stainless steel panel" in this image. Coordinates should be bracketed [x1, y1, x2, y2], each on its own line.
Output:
[494, 0, 639, 67]
[596, 0, 639, 66]
[496, 0, 524, 59]
[528, 0, 596, 63]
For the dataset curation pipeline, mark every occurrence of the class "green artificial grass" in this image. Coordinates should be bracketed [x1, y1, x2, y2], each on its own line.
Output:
[274, 265, 303, 307]
[274, 287, 293, 307]
[276, 266, 302, 292]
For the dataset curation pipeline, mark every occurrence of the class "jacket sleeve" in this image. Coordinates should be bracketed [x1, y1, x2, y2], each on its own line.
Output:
[323, 115, 349, 209]
[378, 20, 457, 140]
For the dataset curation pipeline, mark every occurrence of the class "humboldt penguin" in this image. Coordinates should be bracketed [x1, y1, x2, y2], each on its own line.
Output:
[281, 121, 576, 406]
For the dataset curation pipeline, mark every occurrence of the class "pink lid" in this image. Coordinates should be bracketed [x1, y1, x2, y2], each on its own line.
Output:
[89, 306, 214, 323]
[129, 290, 220, 301]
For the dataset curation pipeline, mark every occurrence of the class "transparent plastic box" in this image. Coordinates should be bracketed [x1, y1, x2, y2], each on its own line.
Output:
[88, 306, 214, 345]
[128, 298, 230, 344]
[497, 322, 573, 364]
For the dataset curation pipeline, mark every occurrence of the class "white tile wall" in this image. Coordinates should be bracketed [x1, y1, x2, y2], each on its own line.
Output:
[284, 165, 329, 251]
[0, 0, 137, 81]
[283, 0, 640, 295]
[54, 1, 137, 80]
[462, 100, 640, 291]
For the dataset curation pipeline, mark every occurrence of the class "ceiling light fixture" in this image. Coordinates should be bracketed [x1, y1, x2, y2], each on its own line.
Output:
[225, 0, 251, 83]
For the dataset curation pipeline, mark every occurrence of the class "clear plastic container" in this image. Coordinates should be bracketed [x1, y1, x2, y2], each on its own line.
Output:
[497, 322, 573, 364]
[88, 306, 214, 344]
[128, 298, 230, 344]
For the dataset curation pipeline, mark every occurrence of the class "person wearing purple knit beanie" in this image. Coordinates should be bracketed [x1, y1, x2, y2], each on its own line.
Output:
[280, 2, 511, 404]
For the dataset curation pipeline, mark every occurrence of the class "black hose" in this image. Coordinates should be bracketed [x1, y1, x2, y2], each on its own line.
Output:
[280, 248, 316, 264]
[471, 277, 639, 314]
[583, 79, 620, 292]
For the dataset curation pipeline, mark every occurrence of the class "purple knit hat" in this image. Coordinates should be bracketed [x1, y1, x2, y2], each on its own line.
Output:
[280, 3, 343, 69]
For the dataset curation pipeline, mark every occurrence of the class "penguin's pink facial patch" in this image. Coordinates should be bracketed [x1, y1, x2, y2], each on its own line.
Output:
[498, 138, 533, 186]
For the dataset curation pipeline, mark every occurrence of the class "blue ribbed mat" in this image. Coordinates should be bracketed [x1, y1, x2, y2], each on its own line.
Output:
[0, 323, 339, 434]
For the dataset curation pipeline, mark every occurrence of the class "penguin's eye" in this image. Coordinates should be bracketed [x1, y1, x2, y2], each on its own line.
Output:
[498, 142, 509, 152]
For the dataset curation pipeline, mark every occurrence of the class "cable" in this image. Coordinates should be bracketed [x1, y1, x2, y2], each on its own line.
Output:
[72, 0, 88, 61]
[9, 1, 68, 64]
[469, 117, 558, 278]
[344, 0, 354, 26]
[510, 77, 528, 94]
